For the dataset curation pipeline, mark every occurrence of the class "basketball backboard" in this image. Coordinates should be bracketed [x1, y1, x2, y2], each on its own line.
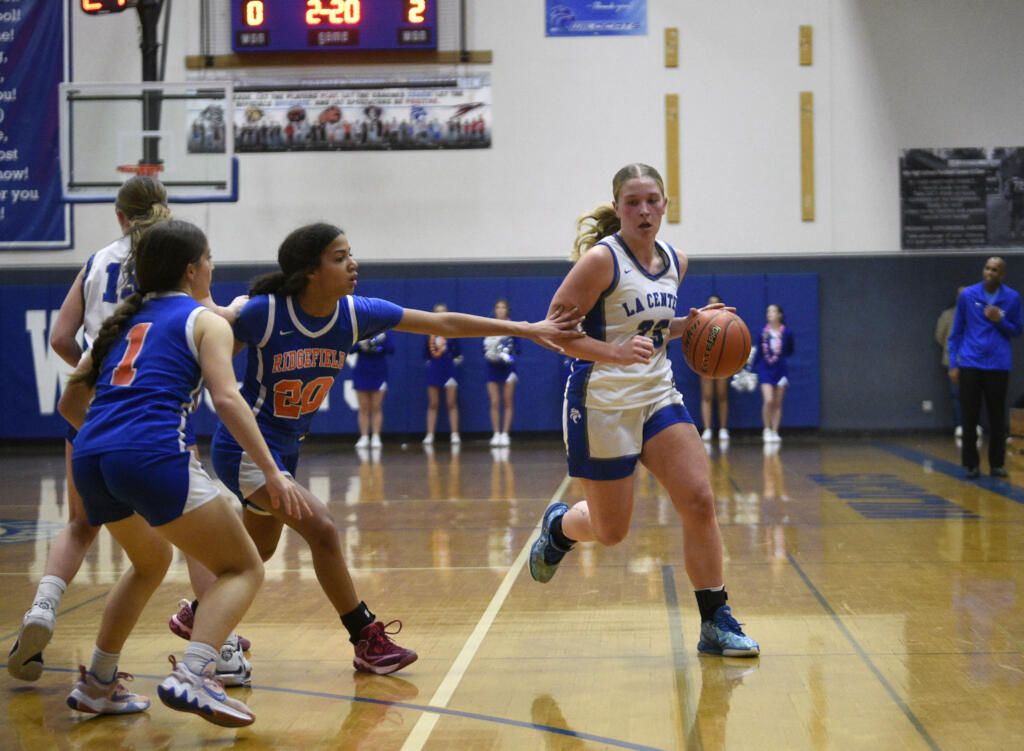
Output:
[59, 81, 237, 203]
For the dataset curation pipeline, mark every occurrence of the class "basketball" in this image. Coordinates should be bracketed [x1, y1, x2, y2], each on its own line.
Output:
[680, 309, 752, 379]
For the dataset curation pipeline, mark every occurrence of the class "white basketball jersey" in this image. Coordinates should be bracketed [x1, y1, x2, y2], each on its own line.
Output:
[567, 234, 682, 409]
[80, 235, 133, 348]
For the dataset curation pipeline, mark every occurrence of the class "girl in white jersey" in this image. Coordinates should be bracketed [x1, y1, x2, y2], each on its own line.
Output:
[528, 163, 759, 657]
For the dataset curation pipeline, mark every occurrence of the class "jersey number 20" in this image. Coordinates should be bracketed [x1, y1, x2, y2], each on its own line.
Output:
[273, 377, 334, 418]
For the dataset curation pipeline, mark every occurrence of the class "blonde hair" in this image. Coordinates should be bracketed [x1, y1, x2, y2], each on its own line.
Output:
[570, 163, 666, 260]
[117, 176, 172, 287]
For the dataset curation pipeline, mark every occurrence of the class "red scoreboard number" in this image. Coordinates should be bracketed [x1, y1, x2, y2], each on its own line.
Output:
[234, 1, 436, 52]
[80, 0, 138, 13]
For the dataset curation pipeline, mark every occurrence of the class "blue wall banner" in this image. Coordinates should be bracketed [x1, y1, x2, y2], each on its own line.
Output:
[546, 1, 647, 37]
[0, 273, 820, 439]
[0, 0, 71, 249]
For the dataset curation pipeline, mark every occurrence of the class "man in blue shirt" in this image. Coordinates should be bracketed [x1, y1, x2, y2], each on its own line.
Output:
[948, 256, 1023, 478]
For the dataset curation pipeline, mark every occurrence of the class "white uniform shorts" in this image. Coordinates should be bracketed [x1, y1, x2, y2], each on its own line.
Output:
[563, 390, 694, 480]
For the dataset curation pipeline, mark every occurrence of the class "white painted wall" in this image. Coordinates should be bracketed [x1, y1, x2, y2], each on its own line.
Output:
[3, 0, 1022, 267]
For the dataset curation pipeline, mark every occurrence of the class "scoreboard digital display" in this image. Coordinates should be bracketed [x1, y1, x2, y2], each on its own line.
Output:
[232, 1, 437, 52]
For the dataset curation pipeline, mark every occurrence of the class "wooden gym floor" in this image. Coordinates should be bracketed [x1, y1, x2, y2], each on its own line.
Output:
[1, 433, 1022, 750]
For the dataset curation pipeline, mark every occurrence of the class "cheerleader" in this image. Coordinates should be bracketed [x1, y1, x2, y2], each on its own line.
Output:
[352, 331, 394, 449]
[483, 299, 520, 446]
[752, 304, 795, 443]
[423, 302, 462, 445]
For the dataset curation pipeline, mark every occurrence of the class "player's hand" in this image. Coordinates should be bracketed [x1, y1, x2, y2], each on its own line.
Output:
[528, 306, 584, 353]
[618, 335, 654, 365]
[948, 367, 960, 385]
[693, 303, 736, 315]
[983, 304, 1004, 323]
[265, 472, 311, 520]
[223, 295, 250, 325]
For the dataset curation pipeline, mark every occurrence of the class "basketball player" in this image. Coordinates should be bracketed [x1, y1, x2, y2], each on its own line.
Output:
[205, 223, 583, 675]
[423, 302, 462, 445]
[483, 299, 520, 447]
[57, 220, 308, 725]
[528, 163, 759, 657]
[352, 331, 394, 449]
[8, 176, 251, 685]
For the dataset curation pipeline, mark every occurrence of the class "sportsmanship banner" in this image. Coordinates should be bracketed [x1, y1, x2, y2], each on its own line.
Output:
[900, 147, 1024, 250]
[545, 0, 647, 37]
[0, 0, 70, 249]
[189, 77, 491, 154]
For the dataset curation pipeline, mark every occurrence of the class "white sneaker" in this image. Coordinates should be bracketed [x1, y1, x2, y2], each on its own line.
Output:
[355, 435, 369, 449]
[215, 636, 252, 687]
[67, 665, 149, 715]
[157, 656, 255, 727]
[954, 425, 963, 438]
[490, 433, 502, 447]
[718, 429, 730, 441]
[762, 428, 773, 443]
[370, 434, 382, 449]
[450, 432, 461, 445]
[770, 430, 781, 443]
[701, 428, 712, 441]
[7, 601, 56, 681]
[499, 432, 510, 447]
[422, 434, 434, 445]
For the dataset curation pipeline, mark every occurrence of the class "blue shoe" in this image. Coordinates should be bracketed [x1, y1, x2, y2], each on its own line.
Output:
[697, 605, 759, 657]
[529, 502, 572, 583]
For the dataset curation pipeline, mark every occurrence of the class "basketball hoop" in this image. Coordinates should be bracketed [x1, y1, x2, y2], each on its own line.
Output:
[116, 164, 164, 178]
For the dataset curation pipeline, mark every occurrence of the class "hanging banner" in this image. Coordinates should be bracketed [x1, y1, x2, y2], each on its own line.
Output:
[900, 147, 1024, 250]
[546, 1, 647, 37]
[189, 77, 491, 154]
[0, 0, 71, 249]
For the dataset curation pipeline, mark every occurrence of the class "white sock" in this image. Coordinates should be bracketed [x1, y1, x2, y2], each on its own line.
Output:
[89, 646, 120, 684]
[183, 642, 220, 675]
[35, 575, 66, 609]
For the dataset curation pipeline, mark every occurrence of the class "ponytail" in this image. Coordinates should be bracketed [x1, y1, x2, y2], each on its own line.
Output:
[571, 204, 620, 261]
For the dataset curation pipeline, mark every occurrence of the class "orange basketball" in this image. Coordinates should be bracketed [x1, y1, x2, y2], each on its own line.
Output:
[680, 309, 751, 379]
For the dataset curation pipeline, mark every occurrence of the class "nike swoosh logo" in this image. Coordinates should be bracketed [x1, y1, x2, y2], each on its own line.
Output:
[279, 330, 294, 336]
[623, 268, 633, 274]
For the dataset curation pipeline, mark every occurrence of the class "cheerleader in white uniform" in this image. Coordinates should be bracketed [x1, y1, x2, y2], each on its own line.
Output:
[483, 299, 520, 446]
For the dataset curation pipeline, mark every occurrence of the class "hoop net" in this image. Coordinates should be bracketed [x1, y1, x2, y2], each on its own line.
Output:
[116, 164, 164, 177]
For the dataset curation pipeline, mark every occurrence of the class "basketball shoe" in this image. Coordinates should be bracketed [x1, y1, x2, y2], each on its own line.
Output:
[157, 656, 255, 727]
[529, 502, 573, 583]
[216, 635, 252, 687]
[7, 600, 56, 681]
[169, 599, 251, 652]
[697, 605, 760, 657]
[66, 665, 149, 715]
[353, 621, 418, 675]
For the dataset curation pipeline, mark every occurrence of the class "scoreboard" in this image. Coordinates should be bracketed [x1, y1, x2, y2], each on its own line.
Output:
[232, 0, 437, 52]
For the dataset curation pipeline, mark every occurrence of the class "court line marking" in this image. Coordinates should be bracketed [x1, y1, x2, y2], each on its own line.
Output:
[661, 565, 703, 751]
[399, 474, 572, 751]
[786, 552, 942, 751]
[6, 664, 662, 750]
[878, 442, 1024, 504]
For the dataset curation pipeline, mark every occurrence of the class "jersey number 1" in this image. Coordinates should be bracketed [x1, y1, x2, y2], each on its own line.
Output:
[111, 323, 152, 386]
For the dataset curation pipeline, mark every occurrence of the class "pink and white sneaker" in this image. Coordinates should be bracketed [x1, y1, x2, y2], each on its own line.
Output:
[67, 665, 149, 715]
[170, 599, 251, 652]
[157, 655, 255, 727]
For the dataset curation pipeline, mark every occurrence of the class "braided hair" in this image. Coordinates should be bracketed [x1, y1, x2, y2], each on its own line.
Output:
[249, 222, 344, 296]
[71, 220, 208, 387]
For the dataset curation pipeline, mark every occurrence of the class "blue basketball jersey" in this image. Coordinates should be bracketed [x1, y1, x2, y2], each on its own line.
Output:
[73, 293, 206, 457]
[229, 293, 404, 452]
